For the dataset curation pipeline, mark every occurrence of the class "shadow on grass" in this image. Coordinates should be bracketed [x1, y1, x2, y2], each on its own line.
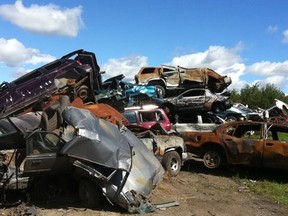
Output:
[182, 159, 288, 184]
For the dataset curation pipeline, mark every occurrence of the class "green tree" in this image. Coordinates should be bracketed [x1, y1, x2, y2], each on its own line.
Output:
[230, 83, 288, 109]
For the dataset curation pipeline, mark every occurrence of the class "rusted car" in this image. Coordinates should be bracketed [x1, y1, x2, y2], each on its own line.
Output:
[127, 123, 188, 177]
[180, 121, 288, 169]
[134, 65, 232, 97]
[0, 99, 164, 213]
[0, 49, 102, 118]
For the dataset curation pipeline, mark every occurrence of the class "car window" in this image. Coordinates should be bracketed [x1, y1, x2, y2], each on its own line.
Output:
[27, 132, 66, 155]
[266, 125, 288, 141]
[183, 90, 204, 97]
[123, 112, 137, 124]
[140, 111, 156, 122]
[140, 68, 155, 74]
[232, 124, 261, 139]
[155, 111, 165, 122]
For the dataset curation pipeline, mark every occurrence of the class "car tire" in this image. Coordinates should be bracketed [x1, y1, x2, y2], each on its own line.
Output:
[78, 178, 102, 208]
[31, 175, 65, 201]
[162, 151, 181, 177]
[155, 85, 166, 98]
[202, 148, 222, 169]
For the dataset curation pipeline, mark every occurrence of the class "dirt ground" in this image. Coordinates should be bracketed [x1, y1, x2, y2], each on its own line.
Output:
[1, 160, 288, 216]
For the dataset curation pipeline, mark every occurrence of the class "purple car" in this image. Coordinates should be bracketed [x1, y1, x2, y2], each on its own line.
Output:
[0, 49, 102, 118]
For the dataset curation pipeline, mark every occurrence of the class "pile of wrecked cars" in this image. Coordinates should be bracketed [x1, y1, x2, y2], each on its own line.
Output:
[2, 48, 288, 213]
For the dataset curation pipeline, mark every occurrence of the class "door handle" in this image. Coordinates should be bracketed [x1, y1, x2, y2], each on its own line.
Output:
[266, 143, 274, 146]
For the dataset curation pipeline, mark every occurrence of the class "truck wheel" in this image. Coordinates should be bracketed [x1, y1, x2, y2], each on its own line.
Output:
[203, 149, 222, 169]
[162, 151, 181, 177]
[78, 179, 102, 208]
[155, 85, 166, 98]
[77, 85, 89, 100]
[31, 176, 65, 201]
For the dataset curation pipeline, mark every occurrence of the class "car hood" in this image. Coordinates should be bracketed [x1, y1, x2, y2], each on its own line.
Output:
[60, 107, 132, 170]
[60, 106, 164, 212]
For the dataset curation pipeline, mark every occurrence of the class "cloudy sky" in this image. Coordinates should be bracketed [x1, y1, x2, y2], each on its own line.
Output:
[0, 0, 288, 93]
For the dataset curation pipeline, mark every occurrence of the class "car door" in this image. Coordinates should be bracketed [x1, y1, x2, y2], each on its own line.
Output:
[24, 131, 68, 173]
[165, 70, 180, 87]
[221, 123, 263, 165]
[177, 89, 206, 111]
[262, 124, 288, 169]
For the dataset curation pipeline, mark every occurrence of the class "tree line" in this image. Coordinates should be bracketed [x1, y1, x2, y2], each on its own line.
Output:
[229, 83, 288, 110]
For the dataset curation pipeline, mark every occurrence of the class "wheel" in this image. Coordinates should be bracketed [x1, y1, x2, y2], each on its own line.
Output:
[225, 115, 238, 122]
[162, 151, 181, 176]
[77, 85, 89, 100]
[203, 149, 222, 169]
[31, 176, 65, 201]
[155, 85, 166, 98]
[78, 179, 102, 208]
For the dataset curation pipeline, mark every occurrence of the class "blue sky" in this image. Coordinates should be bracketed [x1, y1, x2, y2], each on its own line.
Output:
[0, 0, 288, 93]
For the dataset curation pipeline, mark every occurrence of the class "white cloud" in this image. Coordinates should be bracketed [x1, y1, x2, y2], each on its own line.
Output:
[246, 61, 288, 76]
[282, 29, 288, 44]
[0, 0, 83, 37]
[168, 44, 243, 70]
[102, 55, 148, 81]
[0, 38, 56, 67]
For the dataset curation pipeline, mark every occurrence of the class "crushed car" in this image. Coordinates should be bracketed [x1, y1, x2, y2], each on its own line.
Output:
[134, 65, 232, 97]
[0, 49, 102, 118]
[0, 98, 164, 213]
[99, 74, 163, 111]
[160, 88, 232, 123]
[180, 120, 288, 170]
[126, 123, 188, 177]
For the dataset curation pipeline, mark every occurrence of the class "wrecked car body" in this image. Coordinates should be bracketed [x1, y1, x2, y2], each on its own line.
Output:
[134, 65, 232, 97]
[160, 88, 232, 123]
[123, 106, 172, 132]
[0, 104, 164, 213]
[181, 120, 288, 170]
[99, 74, 163, 111]
[0, 49, 102, 118]
[127, 123, 188, 177]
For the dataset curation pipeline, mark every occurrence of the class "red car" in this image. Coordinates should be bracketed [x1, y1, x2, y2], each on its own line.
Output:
[122, 106, 172, 132]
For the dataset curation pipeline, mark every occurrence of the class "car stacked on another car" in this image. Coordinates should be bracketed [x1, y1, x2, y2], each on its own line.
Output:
[160, 88, 232, 123]
[122, 105, 172, 132]
[135, 65, 232, 97]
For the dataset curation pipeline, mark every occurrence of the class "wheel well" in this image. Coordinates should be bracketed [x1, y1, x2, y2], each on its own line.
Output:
[148, 80, 166, 88]
[165, 147, 182, 159]
[201, 143, 226, 162]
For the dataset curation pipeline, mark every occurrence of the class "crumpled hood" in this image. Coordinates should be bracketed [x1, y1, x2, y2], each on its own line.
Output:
[60, 107, 132, 171]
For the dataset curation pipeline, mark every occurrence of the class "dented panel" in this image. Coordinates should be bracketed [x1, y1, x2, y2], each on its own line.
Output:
[179, 120, 288, 169]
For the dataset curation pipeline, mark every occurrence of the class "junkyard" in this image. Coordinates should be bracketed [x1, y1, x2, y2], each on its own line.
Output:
[1, 50, 288, 216]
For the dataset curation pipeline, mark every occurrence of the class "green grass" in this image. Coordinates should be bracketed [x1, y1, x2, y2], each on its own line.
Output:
[240, 178, 288, 205]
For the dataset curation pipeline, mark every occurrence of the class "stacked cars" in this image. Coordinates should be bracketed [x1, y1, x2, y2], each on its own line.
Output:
[3, 49, 288, 213]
